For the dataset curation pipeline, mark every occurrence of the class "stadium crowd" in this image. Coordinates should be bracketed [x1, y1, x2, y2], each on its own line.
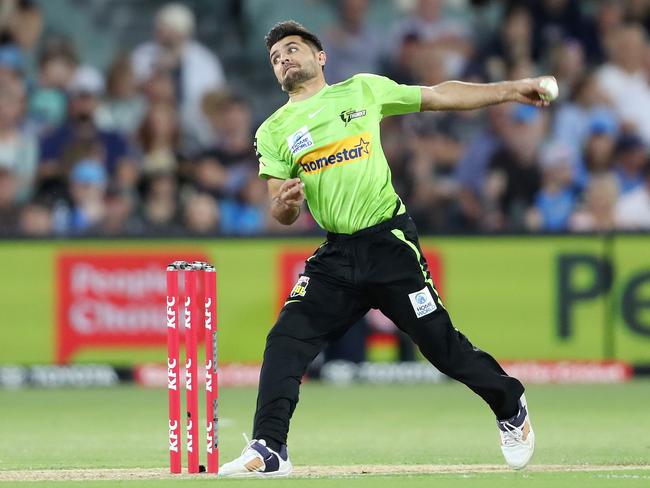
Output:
[1, 0, 650, 237]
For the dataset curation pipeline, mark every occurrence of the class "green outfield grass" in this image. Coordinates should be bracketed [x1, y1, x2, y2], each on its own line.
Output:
[0, 381, 649, 486]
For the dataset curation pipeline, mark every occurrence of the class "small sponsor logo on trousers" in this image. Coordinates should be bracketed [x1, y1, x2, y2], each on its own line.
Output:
[408, 286, 437, 318]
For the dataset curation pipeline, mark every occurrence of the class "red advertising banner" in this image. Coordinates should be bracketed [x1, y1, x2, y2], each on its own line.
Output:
[56, 252, 208, 363]
[278, 247, 444, 343]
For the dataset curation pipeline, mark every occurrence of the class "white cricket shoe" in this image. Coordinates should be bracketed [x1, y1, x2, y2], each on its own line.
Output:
[219, 435, 292, 478]
[497, 394, 535, 470]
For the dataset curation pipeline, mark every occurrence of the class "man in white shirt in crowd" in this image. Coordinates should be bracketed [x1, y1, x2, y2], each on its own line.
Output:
[131, 2, 226, 148]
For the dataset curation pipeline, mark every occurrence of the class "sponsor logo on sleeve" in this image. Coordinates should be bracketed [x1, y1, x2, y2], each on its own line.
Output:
[408, 286, 437, 318]
[287, 126, 314, 155]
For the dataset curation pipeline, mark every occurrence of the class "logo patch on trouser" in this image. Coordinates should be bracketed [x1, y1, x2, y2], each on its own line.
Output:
[408, 286, 437, 318]
[290, 275, 310, 298]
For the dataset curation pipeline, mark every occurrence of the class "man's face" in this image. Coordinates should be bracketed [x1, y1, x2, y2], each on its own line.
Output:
[269, 35, 324, 92]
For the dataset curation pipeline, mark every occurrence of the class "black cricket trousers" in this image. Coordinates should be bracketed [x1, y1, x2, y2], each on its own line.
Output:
[253, 212, 524, 449]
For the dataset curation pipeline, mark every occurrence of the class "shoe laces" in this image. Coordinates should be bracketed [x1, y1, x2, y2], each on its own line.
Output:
[499, 421, 526, 447]
[240, 433, 257, 456]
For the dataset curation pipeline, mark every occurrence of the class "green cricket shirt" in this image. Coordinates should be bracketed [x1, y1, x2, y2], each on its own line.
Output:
[255, 73, 422, 234]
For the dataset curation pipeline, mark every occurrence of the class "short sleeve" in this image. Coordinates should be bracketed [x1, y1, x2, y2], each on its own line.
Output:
[355, 73, 421, 117]
[255, 125, 290, 180]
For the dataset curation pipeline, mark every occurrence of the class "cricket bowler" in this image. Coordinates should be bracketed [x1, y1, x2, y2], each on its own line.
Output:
[220, 20, 551, 477]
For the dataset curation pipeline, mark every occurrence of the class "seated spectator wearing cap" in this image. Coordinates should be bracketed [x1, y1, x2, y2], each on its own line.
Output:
[527, 142, 579, 232]
[0, 76, 38, 203]
[612, 133, 647, 195]
[551, 73, 618, 159]
[0, 44, 24, 83]
[37, 67, 136, 196]
[61, 159, 108, 235]
[582, 115, 618, 177]
[131, 2, 226, 150]
[615, 161, 650, 230]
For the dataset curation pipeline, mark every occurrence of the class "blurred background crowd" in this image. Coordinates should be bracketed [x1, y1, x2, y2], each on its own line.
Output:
[1, 0, 650, 237]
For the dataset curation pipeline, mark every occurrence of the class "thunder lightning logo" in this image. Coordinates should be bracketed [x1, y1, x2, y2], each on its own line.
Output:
[340, 108, 367, 126]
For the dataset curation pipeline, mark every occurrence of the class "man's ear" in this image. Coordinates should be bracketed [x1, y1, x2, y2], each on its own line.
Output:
[318, 51, 326, 68]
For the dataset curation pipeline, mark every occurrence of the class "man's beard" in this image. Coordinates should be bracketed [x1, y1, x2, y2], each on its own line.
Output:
[281, 63, 317, 92]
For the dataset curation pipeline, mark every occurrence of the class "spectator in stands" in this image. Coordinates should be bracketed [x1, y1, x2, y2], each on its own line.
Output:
[381, 31, 421, 85]
[139, 171, 181, 234]
[527, 142, 578, 232]
[201, 93, 256, 168]
[551, 73, 617, 162]
[183, 191, 219, 235]
[18, 195, 53, 236]
[0, 0, 42, 62]
[0, 44, 23, 83]
[136, 102, 182, 175]
[219, 176, 267, 235]
[612, 133, 647, 194]
[455, 103, 512, 230]
[477, 4, 535, 81]
[96, 54, 147, 137]
[64, 159, 108, 235]
[581, 0, 624, 64]
[321, 0, 382, 84]
[195, 92, 258, 201]
[27, 43, 76, 133]
[143, 68, 176, 106]
[548, 39, 585, 103]
[615, 160, 650, 229]
[483, 105, 546, 231]
[0, 166, 20, 234]
[131, 2, 226, 149]
[625, 0, 650, 37]
[569, 173, 619, 232]
[583, 115, 618, 175]
[93, 184, 142, 236]
[525, 0, 589, 62]
[38, 67, 136, 195]
[389, 0, 472, 78]
[597, 24, 650, 144]
[0, 76, 38, 203]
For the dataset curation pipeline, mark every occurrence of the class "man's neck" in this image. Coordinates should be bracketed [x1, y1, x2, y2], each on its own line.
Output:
[288, 77, 327, 102]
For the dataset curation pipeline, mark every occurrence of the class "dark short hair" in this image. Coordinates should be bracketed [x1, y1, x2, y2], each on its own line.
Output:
[265, 20, 323, 52]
